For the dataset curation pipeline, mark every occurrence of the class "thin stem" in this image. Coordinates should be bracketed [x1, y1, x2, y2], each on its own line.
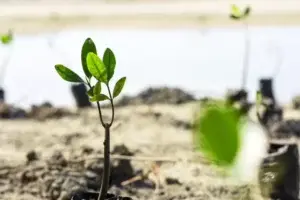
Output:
[241, 21, 250, 89]
[96, 102, 106, 127]
[87, 81, 105, 127]
[0, 44, 13, 87]
[106, 84, 115, 127]
[98, 124, 111, 200]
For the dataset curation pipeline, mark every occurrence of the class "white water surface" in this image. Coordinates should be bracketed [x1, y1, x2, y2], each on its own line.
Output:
[1, 26, 300, 108]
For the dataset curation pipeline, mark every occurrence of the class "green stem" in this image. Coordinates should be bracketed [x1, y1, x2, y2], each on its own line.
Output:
[98, 123, 111, 200]
[106, 84, 115, 126]
[241, 21, 250, 89]
[87, 81, 105, 127]
[86, 81, 115, 200]
[97, 84, 115, 200]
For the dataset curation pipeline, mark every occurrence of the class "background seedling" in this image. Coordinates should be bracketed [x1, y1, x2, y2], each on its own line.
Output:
[0, 29, 14, 88]
[54, 37, 126, 200]
[230, 5, 252, 90]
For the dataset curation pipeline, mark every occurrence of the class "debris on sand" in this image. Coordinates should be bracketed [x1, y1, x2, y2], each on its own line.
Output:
[0, 102, 27, 119]
[292, 95, 300, 109]
[114, 87, 195, 107]
[27, 102, 77, 121]
[0, 101, 77, 120]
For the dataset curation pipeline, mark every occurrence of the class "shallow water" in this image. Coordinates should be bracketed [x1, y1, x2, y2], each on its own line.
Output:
[1, 26, 300, 108]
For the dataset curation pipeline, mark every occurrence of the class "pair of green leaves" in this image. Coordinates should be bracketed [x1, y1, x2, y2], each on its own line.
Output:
[1, 30, 13, 45]
[55, 38, 126, 103]
[230, 5, 251, 20]
[81, 39, 116, 83]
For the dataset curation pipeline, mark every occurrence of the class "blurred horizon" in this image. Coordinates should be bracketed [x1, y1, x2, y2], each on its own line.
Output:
[1, 0, 300, 108]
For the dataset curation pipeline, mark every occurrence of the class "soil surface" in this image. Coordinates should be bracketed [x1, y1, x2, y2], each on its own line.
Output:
[0, 102, 271, 200]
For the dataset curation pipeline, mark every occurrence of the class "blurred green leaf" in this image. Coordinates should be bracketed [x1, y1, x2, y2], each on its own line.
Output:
[93, 81, 102, 95]
[230, 14, 241, 20]
[81, 38, 97, 79]
[113, 77, 126, 98]
[230, 4, 242, 19]
[256, 90, 262, 105]
[87, 52, 107, 83]
[195, 105, 241, 167]
[55, 64, 84, 83]
[90, 94, 110, 102]
[1, 31, 13, 45]
[103, 48, 116, 82]
[244, 6, 251, 18]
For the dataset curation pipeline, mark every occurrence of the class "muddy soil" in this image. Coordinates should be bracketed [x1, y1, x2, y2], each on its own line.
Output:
[0, 103, 276, 200]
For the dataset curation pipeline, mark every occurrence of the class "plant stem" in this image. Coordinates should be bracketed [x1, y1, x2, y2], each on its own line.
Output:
[98, 123, 111, 200]
[97, 85, 114, 200]
[106, 84, 115, 126]
[87, 82, 105, 127]
[0, 44, 13, 87]
[96, 102, 106, 127]
[241, 21, 250, 89]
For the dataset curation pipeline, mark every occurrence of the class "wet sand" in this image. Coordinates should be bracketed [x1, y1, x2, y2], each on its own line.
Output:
[0, 102, 269, 200]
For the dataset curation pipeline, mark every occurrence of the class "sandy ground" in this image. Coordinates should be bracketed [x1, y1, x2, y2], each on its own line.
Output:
[0, 102, 272, 200]
[1, 0, 300, 34]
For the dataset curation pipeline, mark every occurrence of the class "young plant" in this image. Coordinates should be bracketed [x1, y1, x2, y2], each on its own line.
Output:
[230, 5, 252, 89]
[0, 29, 14, 88]
[54, 38, 126, 200]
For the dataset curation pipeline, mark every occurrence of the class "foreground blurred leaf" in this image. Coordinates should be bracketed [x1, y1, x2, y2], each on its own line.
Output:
[196, 105, 241, 167]
[55, 64, 84, 83]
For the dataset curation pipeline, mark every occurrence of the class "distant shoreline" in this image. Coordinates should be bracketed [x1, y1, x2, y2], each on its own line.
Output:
[1, 0, 300, 34]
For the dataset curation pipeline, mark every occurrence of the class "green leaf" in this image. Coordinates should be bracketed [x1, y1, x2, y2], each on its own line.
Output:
[113, 77, 126, 98]
[256, 90, 262, 112]
[230, 14, 241, 20]
[55, 64, 84, 83]
[103, 48, 116, 82]
[86, 52, 107, 83]
[93, 81, 102, 95]
[87, 87, 94, 97]
[81, 38, 97, 79]
[256, 91, 262, 105]
[243, 6, 251, 18]
[230, 4, 242, 20]
[1, 34, 12, 45]
[89, 94, 110, 102]
[196, 105, 241, 167]
[231, 4, 242, 16]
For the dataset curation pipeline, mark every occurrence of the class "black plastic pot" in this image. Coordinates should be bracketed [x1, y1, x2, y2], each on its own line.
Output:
[259, 78, 276, 104]
[0, 87, 5, 102]
[71, 83, 92, 108]
[71, 191, 133, 200]
[259, 144, 299, 200]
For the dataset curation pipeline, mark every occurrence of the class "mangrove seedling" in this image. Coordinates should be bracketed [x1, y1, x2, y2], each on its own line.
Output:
[0, 29, 14, 89]
[230, 4, 252, 90]
[54, 38, 126, 200]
